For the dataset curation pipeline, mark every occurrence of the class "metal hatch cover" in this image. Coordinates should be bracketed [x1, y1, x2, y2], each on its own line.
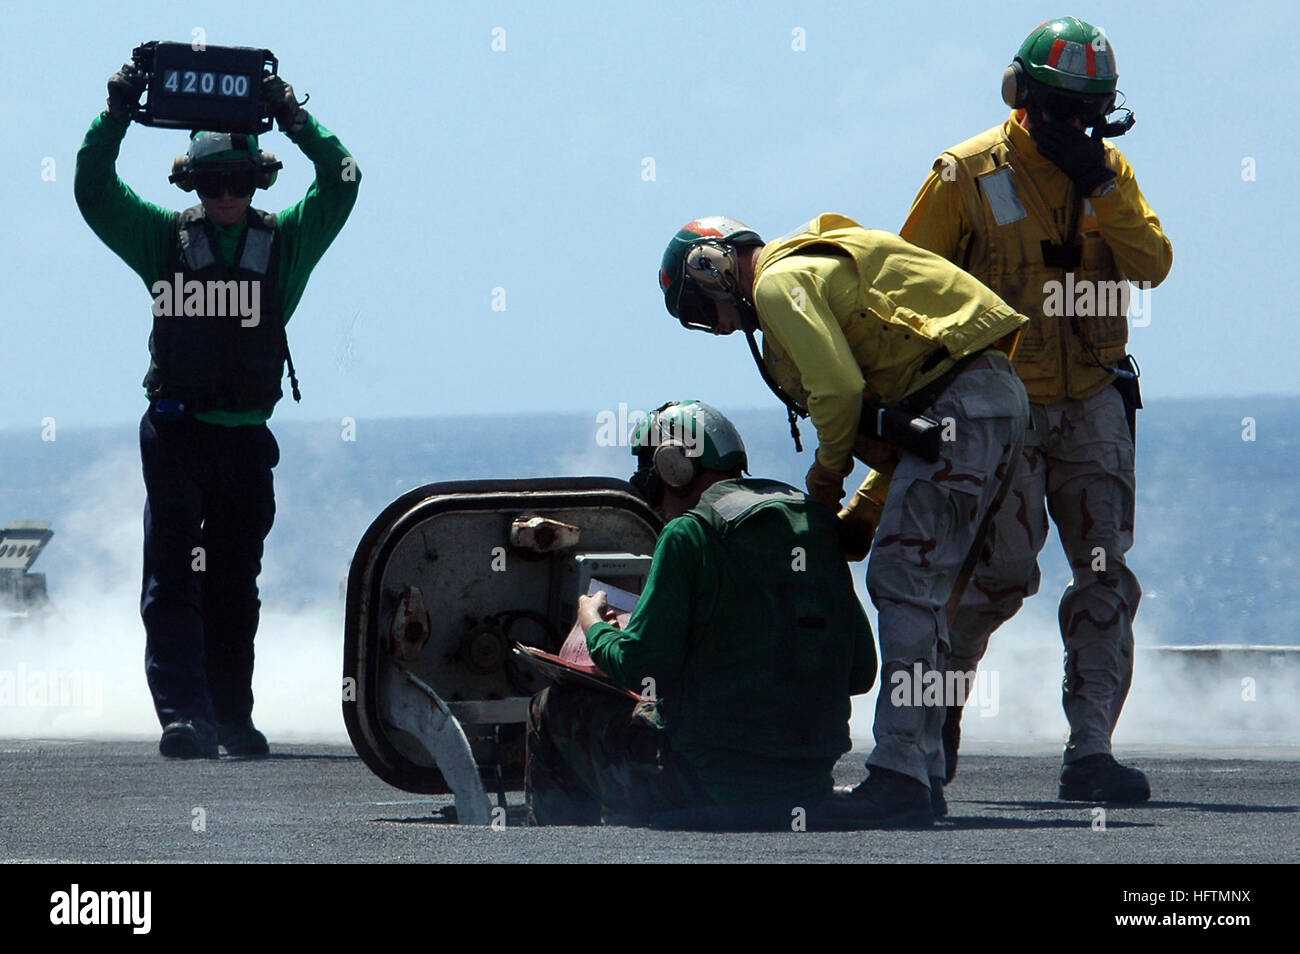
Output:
[342, 478, 660, 796]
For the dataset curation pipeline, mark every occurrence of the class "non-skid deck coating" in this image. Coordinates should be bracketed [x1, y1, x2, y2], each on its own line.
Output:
[2, 740, 1296, 863]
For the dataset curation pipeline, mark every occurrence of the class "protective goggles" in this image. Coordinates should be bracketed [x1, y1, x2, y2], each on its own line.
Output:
[193, 164, 258, 199]
[629, 459, 664, 508]
[1034, 88, 1112, 125]
[675, 278, 720, 331]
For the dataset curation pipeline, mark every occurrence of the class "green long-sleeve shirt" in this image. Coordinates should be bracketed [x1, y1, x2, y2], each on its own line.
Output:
[586, 484, 876, 804]
[74, 111, 360, 426]
[588, 517, 876, 699]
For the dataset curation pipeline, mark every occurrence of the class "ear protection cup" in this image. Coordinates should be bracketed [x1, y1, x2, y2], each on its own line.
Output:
[169, 155, 194, 191]
[168, 152, 282, 192]
[684, 242, 741, 301]
[257, 152, 280, 189]
[1001, 59, 1027, 109]
[653, 439, 698, 491]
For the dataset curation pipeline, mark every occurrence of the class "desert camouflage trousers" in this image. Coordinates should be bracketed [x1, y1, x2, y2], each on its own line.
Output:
[525, 685, 709, 826]
[865, 352, 1030, 786]
[947, 383, 1141, 763]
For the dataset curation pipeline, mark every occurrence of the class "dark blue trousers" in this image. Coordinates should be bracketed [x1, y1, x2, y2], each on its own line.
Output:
[139, 408, 279, 728]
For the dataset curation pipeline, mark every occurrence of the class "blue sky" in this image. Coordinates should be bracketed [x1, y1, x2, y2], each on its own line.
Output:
[3, 0, 1298, 431]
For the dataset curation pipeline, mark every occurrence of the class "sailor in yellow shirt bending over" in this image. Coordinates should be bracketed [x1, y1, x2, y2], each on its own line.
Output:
[658, 213, 1029, 826]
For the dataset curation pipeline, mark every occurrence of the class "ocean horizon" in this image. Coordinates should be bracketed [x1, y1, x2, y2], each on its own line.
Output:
[5, 396, 1296, 647]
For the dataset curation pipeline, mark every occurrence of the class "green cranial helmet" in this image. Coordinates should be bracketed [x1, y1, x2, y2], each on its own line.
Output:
[630, 400, 748, 497]
[1015, 16, 1118, 95]
[659, 217, 764, 331]
[169, 130, 282, 193]
[185, 130, 262, 164]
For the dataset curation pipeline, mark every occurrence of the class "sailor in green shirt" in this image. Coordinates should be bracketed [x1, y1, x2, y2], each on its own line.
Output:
[525, 401, 876, 826]
[74, 61, 360, 759]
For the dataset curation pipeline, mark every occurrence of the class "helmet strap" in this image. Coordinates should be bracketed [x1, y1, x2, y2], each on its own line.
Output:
[736, 297, 759, 333]
[743, 325, 806, 453]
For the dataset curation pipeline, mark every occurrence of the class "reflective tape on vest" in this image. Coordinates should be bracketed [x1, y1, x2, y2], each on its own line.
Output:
[239, 228, 273, 275]
[179, 223, 216, 271]
[978, 168, 1029, 226]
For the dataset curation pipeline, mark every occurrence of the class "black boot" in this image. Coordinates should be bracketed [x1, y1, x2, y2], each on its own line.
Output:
[844, 767, 935, 828]
[1059, 754, 1150, 803]
[930, 777, 947, 818]
[217, 720, 269, 757]
[941, 704, 963, 784]
[160, 718, 219, 759]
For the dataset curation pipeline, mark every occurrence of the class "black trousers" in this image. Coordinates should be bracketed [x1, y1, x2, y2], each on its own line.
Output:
[139, 408, 279, 728]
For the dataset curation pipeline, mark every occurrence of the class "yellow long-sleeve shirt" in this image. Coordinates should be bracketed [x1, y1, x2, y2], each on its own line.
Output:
[901, 112, 1172, 403]
[751, 216, 1025, 474]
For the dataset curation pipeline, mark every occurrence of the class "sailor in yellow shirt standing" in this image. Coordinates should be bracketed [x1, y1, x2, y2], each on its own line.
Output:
[899, 17, 1173, 802]
[658, 214, 1029, 826]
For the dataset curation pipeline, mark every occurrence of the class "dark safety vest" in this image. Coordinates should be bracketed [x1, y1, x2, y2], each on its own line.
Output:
[669, 478, 866, 766]
[143, 206, 289, 412]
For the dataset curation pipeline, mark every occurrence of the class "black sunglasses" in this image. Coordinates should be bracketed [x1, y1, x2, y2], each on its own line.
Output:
[1035, 89, 1112, 126]
[629, 461, 665, 508]
[675, 278, 719, 332]
[193, 165, 258, 199]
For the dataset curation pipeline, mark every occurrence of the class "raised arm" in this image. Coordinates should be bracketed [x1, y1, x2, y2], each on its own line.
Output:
[265, 75, 362, 301]
[73, 63, 176, 289]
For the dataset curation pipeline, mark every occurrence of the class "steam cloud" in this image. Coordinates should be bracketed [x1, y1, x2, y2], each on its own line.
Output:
[4, 447, 1297, 753]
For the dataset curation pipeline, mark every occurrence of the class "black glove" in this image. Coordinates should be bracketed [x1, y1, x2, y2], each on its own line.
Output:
[106, 61, 147, 125]
[1030, 119, 1116, 196]
[262, 75, 309, 134]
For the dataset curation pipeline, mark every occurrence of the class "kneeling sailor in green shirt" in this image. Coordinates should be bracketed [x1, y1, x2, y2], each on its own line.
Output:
[526, 400, 876, 825]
